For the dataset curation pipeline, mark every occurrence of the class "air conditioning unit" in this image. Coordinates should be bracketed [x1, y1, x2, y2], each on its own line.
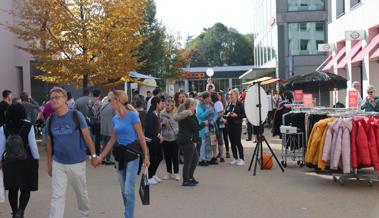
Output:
[318, 43, 336, 52]
[345, 30, 366, 41]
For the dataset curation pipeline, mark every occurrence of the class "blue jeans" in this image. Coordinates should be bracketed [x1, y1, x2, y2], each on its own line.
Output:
[116, 158, 140, 218]
[200, 136, 212, 161]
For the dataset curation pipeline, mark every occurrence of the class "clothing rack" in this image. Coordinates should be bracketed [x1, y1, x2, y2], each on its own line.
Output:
[305, 112, 379, 186]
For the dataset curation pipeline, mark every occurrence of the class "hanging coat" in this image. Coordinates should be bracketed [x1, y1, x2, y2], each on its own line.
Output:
[340, 118, 352, 174]
[367, 120, 379, 170]
[356, 119, 371, 167]
[322, 119, 340, 164]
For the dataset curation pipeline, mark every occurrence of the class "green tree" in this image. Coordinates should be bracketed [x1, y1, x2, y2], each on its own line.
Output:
[184, 23, 254, 67]
[136, 0, 185, 87]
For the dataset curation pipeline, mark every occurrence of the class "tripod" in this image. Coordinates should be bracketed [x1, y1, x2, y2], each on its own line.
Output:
[248, 81, 285, 176]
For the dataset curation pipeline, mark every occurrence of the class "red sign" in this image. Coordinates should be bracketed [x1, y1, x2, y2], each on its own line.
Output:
[183, 72, 205, 79]
[294, 90, 304, 102]
[348, 90, 358, 108]
[303, 94, 313, 107]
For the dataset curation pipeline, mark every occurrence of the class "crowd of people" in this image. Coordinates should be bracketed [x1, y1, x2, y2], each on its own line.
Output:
[0, 83, 286, 218]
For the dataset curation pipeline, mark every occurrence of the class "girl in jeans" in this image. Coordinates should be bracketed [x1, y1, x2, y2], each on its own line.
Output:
[161, 99, 180, 180]
[97, 90, 150, 218]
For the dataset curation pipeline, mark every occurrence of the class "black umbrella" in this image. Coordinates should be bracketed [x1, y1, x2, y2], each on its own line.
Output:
[283, 71, 347, 105]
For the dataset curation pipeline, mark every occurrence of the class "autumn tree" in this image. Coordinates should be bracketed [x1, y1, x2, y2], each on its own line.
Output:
[8, 0, 147, 92]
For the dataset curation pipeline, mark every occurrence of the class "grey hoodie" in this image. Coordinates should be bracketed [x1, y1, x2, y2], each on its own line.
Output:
[161, 110, 179, 142]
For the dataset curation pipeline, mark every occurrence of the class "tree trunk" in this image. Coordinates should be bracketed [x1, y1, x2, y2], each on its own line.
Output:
[83, 73, 89, 95]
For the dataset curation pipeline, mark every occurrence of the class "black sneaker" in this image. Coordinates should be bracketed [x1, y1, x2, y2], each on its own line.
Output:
[182, 181, 197, 187]
[208, 158, 218, 165]
[189, 178, 199, 185]
[226, 152, 231, 158]
[246, 138, 252, 141]
[198, 161, 209, 166]
[220, 158, 225, 163]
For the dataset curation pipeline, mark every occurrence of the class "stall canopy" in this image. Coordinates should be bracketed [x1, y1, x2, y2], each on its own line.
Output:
[128, 72, 159, 80]
[322, 46, 346, 71]
[239, 67, 275, 80]
[336, 41, 362, 68]
[351, 33, 379, 63]
[283, 71, 347, 105]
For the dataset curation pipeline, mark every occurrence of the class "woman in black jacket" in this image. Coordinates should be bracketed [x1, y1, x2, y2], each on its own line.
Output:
[175, 98, 205, 186]
[144, 97, 164, 185]
[0, 103, 39, 218]
[224, 89, 245, 166]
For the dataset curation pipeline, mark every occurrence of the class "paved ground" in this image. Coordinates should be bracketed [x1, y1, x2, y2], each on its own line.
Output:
[1, 130, 379, 218]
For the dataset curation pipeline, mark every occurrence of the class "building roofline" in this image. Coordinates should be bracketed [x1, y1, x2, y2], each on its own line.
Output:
[182, 65, 255, 72]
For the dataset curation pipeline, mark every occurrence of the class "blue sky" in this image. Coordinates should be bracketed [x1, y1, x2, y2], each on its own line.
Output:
[155, 0, 254, 42]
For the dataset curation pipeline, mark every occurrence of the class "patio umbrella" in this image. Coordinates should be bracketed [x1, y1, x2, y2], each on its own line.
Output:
[283, 71, 347, 105]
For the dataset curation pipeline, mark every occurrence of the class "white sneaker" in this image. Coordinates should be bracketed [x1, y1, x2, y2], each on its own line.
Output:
[153, 175, 162, 183]
[163, 174, 171, 180]
[173, 174, 181, 181]
[230, 159, 238, 165]
[148, 178, 158, 185]
[236, 159, 245, 166]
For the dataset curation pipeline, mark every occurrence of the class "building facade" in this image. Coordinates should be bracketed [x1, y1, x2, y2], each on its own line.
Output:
[178, 66, 254, 93]
[323, 0, 379, 105]
[0, 0, 32, 96]
[250, 0, 328, 80]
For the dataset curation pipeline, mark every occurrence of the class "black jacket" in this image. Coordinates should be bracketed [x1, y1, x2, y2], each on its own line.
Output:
[144, 110, 160, 143]
[175, 110, 204, 146]
[224, 101, 245, 125]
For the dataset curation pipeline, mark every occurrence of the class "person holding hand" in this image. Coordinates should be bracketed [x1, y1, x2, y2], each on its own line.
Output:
[360, 85, 379, 112]
[46, 87, 98, 218]
[95, 90, 150, 218]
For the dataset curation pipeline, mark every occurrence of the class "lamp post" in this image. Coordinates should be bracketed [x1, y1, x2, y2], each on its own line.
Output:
[206, 68, 215, 91]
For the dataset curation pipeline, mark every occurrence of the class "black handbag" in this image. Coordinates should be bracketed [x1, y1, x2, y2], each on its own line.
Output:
[139, 168, 150, 205]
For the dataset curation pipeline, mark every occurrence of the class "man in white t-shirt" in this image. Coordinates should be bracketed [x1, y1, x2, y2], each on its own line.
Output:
[212, 92, 226, 162]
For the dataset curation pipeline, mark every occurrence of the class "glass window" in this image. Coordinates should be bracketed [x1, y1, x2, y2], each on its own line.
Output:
[300, 23, 307, 31]
[336, 0, 345, 17]
[288, 22, 325, 55]
[316, 22, 324, 31]
[232, 79, 242, 91]
[350, 0, 361, 8]
[288, 0, 325, 11]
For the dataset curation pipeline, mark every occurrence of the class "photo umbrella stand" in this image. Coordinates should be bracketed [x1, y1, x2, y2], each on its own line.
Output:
[248, 81, 285, 176]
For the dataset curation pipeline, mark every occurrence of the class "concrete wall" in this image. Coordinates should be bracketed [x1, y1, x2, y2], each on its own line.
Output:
[329, 1, 379, 95]
[0, 0, 32, 96]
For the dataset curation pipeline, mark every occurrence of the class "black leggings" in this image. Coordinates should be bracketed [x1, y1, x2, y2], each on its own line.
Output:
[228, 124, 244, 160]
[162, 140, 179, 174]
[8, 188, 31, 214]
[223, 127, 230, 153]
[181, 143, 198, 182]
[148, 141, 163, 179]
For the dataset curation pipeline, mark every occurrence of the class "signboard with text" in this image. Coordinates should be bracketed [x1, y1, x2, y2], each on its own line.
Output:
[294, 90, 304, 102]
[348, 90, 359, 108]
[303, 94, 313, 107]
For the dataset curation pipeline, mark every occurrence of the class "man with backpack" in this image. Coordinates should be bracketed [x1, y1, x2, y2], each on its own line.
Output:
[46, 87, 98, 218]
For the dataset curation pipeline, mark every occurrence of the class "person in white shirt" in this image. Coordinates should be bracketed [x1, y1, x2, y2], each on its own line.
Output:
[146, 88, 161, 112]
